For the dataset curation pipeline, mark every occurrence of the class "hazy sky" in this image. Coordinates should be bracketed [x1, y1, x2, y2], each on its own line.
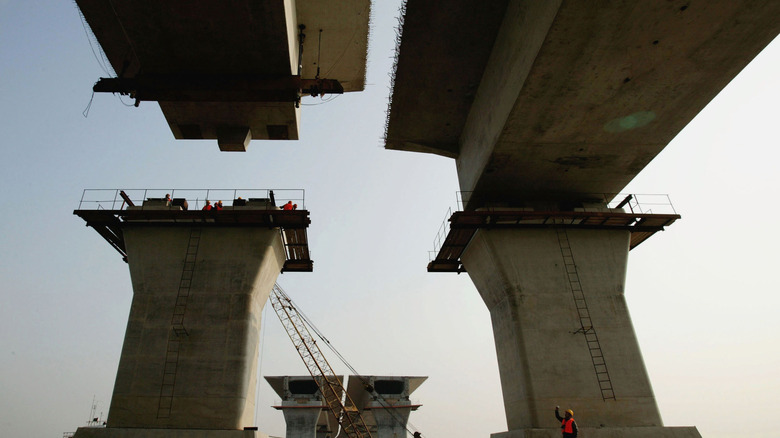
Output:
[0, 2, 778, 438]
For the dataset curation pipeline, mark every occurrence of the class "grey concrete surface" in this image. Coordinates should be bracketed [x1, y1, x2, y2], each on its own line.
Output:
[462, 227, 664, 429]
[106, 225, 285, 430]
[387, 0, 780, 202]
[281, 407, 321, 438]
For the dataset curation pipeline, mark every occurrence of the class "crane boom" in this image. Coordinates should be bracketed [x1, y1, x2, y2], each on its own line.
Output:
[269, 283, 374, 438]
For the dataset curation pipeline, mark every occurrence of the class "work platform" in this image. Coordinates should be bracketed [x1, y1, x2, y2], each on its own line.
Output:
[74, 189, 312, 272]
[428, 194, 679, 273]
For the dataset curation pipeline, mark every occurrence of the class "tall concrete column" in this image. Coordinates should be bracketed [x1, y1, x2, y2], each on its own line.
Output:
[461, 225, 700, 437]
[75, 224, 284, 438]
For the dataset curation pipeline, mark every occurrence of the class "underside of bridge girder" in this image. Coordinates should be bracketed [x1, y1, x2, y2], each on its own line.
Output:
[386, 0, 780, 206]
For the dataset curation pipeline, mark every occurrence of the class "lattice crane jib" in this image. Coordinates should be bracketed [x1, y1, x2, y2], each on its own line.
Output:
[269, 284, 373, 438]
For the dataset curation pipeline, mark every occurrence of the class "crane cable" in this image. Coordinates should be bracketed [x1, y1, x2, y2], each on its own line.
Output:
[275, 284, 424, 437]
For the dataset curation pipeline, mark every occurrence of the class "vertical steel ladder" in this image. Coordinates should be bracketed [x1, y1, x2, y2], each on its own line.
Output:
[158, 228, 202, 418]
[556, 227, 616, 401]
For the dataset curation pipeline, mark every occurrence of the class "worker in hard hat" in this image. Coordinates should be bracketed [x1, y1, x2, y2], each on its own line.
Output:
[554, 406, 578, 437]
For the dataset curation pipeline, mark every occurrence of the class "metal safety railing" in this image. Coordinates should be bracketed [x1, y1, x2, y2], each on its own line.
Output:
[76, 188, 305, 211]
[455, 192, 676, 214]
[430, 193, 677, 261]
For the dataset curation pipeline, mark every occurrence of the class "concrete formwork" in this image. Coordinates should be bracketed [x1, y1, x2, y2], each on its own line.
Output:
[461, 226, 699, 437]
[75, 224, 285, 438]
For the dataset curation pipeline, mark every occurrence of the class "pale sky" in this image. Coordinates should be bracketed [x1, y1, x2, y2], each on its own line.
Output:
[0, 2, 778, 438]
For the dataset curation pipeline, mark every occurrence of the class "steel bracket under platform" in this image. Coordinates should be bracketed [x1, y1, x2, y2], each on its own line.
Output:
[75, 208, 313, 272]
[428, 209, 680, 273]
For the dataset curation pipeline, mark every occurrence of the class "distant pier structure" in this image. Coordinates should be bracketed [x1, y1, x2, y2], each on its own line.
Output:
[386, 1, 780, 437]
[266, 375, 426, 438]
[73, 189, 311, 438]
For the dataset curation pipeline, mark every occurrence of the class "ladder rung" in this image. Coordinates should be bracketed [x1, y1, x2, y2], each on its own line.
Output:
[160, 385, 175, 397]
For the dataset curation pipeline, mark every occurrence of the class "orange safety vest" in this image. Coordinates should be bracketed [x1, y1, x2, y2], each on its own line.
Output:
[561, 418, 574, 434]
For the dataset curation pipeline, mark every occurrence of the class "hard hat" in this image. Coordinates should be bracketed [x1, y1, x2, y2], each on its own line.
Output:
[566, 409, 574, 416]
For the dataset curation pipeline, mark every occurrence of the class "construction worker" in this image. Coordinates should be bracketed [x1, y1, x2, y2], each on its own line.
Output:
[555, 406, 577, 437]
[202, 200, 212, 211]
[282, 201, 293, 210]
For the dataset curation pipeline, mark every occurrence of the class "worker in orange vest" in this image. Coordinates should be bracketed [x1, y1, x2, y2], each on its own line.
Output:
[555, 406, 578, 437]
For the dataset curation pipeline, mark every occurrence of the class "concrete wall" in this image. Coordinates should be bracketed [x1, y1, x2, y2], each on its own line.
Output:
[461, 228, 661, 430]
[106, 225, 285, 430]
[281, 406, 321, 438]
[456, 0, 561, 194]
[371, 408, 411, 438]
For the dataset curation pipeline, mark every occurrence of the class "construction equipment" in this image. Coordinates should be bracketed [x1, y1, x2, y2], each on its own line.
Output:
[269, 283, 374, 438]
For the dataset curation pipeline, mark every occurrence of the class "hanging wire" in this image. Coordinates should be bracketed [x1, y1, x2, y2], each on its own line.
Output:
[77, 7, 114, 77]
[82, 91, 95, 118]
[301, 94, 341, 106]
[117, 93, 136, 107]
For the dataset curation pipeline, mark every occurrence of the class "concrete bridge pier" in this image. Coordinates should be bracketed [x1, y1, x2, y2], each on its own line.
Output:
[370, 408, 411, 438]
[74, 224, 285, 438]
[281, 409, 322, 438]
[265, 376, 342, 438]
[460, 222, 700, 438]
[337, 375, 426, 438]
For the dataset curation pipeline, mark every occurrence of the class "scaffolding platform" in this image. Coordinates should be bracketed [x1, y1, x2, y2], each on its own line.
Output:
[74, 189, 312, 272]
[428, 209, 680, 273]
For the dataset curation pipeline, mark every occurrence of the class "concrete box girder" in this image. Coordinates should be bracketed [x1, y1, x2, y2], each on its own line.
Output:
[385, 0, 510, 157]
[76, 0, 369, 145]
[386, 0, 780, 200]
